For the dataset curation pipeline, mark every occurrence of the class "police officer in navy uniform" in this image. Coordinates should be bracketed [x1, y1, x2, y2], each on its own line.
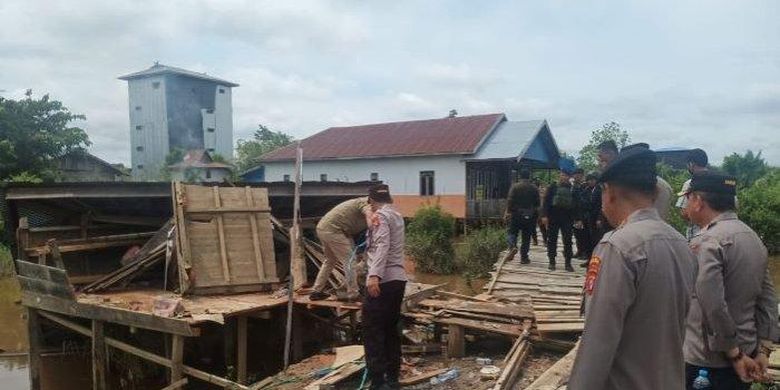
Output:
[568, 144, 696, 390]
[682, 172, 778, 389]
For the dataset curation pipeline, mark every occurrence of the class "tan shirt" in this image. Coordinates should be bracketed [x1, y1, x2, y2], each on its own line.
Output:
[569, 208, 696, 390]
[317, 197, 371, 236]
[684, 211, 778, 367]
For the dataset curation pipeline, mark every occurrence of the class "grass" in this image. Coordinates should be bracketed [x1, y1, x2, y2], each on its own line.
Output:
[0, 244, 13, 276]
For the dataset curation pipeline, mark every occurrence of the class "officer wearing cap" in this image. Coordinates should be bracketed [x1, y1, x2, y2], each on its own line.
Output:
[682, 172, 778, 389]
[568, 144, 696, 390]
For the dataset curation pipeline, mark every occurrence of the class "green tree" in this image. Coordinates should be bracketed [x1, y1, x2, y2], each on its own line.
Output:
[235, 124, 295, 172]
[0, 90, 91, 181]
[159, 148, 186, 180]
[576, 121, 631, 173]
[722, 150, 769, 188]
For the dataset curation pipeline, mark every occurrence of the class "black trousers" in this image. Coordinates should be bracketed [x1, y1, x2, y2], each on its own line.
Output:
[362, 280, 406, 388]
[507, 213, 537, 260]
[685, 363, 751, 390]
[547, 219, 573, 263]
[573, 224, 589, 257]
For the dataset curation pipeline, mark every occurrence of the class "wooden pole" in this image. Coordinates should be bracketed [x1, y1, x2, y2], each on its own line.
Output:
[170, 335, 184, 384]
[27, 308, 41, 390]
[17, 217, 30, 261]
[237, 316, 248, 384]
[284, 143, 303, 370]
[92, 320, 107, 390]
[446, 324, 465, 358]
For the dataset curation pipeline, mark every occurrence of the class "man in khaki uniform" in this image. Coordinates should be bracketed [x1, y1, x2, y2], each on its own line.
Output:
[682, 172, 778, 389]
[309, 197, 372, 301]
[569, 144, 696, 390]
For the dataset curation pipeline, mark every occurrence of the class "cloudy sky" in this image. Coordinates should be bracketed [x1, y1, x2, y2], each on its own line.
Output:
[1, 0, 778, 165]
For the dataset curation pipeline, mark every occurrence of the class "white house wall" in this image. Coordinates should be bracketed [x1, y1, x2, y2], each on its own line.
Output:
[214, 85, 234, 160]
[128, 76, 169, 179]
[262, 155, 466, 195]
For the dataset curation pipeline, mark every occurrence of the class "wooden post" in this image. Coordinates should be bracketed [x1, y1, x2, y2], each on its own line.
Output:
[170, 335, 184, 384]
[212, 186, 231, 283]
[237, 316, 248, 384]
[17, 217, 30, 261]
[245, 187, 266, 282]
[47, 239, 66, 270]
[224, 318, 236, 379]
[27, 308, 42, 390]
[446, 324, 465, 358]
[284, 142, 303, 370]
[92, 320, 107, 390]
[80, 213, 90, 239]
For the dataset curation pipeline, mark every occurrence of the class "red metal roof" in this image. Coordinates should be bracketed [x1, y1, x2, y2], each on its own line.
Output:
[259, 113, 506, 162]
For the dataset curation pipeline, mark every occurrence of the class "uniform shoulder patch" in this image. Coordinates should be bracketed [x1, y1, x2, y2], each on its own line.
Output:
[584, 255, 602, 295]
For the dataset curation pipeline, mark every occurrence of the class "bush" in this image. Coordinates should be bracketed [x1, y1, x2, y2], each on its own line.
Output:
[657, 163, 690, 234]
[0, 244, 12, 276]
[457, 226, 506, 278]
[405, 206, 456, 274]
[739, 169, 780, 254]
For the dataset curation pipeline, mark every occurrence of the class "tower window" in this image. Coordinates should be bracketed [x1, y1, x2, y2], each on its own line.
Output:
[207, 148, 215, 153]
[136, 146, 144, 152]
[320, 174, 328, 182]
[135, 106, 142, 111]
[152, 81, 160, 89]
[207, 127, 215, 133]
[206, 109, 214, 114]
[135, 125, 143, 130]
[136, 164, 144, 170]
[219, 88, 225, 94]
[370, 172, 379, 181]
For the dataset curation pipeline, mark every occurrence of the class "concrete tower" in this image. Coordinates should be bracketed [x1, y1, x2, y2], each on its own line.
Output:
[119, 63, 238, 179]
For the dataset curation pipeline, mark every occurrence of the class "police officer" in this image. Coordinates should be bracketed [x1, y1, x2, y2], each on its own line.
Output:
[682, 172, 778, 389]
[503, 168, 541, 263]
[568, 145, 696, 390]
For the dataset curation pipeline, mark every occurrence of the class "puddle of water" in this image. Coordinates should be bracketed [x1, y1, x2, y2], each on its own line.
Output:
[404, 259, 488, 295]
[0, 277, 29, 390]
[0, 355, 28, 389]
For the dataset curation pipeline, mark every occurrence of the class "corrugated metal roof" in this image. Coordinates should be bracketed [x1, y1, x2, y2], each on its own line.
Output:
[118, 63, 239, 87]
[470, 120, 546, 160]
[259, 113, 506, 162]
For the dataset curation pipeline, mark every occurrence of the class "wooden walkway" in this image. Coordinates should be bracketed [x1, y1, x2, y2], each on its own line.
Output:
[485, 243, 586, 335]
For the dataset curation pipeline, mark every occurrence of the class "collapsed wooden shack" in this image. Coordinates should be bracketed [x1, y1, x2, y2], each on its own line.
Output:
[1, 180, 386, 390]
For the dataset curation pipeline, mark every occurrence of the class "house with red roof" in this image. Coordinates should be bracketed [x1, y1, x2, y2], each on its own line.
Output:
[244, 113, 560, 219]
[169, 149, 233, 182]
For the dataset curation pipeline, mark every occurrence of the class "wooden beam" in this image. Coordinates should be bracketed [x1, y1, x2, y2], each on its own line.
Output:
[37, 311, 249, 390]
[170, 335, 184, 384]
[22, 293, 198, 337]
[284, 143, 303, 370]
[245, 187, 266, 283]
[237, 316, 248, 384]
[213, 186, 231, 283]
[92, 320, 107, 390]
[27, 308, 41, 390]
[173, 182, 192, 294]
[185, 206, 272, 214]
[47, 239, 65, 270]
[160, 378, 188, 390]
[17, 217, 30, 261]
[446, 324, 465, 358]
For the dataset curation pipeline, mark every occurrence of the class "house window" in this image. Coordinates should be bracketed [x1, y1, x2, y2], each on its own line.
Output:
[320, 174, 328, 182]
[219, 88, 225, 94]
[370, 172, 379, 181]
[135, 125, 143, 130]
[420, 171, 435, 196]
[206, 108, 214, 114]
[206, 169, 212, 179]
[136, 164, 144, 170]
[283, 174, 290, 182]
[207, 148, 215, 153]
[152, 81, 160, 89]
[136, 146, 144, 152]
[207, 127, 215, 133]
[135, 105, 142, 111]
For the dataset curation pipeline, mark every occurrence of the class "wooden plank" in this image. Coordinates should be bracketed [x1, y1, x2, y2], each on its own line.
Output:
[435, 290, 491, 302]
[245, 187, 265, 282]
[16, 260, 70, 284]
[170, 335, 184, 384]
[47, 239, 66, 270]
[185, 206, 272, 213]
[213, 186, 231, 283]
[23, 293, 198, 336]
[418, 299, 533, 319]
[526, 342, 579, 390]
[446, 324, 465, 358]
[537, 322, 585, 333]
[27, 308, 41, 390]
[237, 316, 248, 384]
[25, 239, 149, 255]
[17, 275, 75, 299]
[92, 320, 107, 390]
[493, 321, 532, 390]
[400, 368, 448, 386]
[173, 182, 192, 293]
[486, 250, 510, 294]
[285, 143, 303, 370]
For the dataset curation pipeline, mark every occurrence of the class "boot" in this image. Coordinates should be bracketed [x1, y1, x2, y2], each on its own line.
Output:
[503, 247, 518, 262]
[565, 258, 574, 272]
[520, 256, 530, 264]
[309, 290, 330, 301]
[548, 258, 556, 271]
